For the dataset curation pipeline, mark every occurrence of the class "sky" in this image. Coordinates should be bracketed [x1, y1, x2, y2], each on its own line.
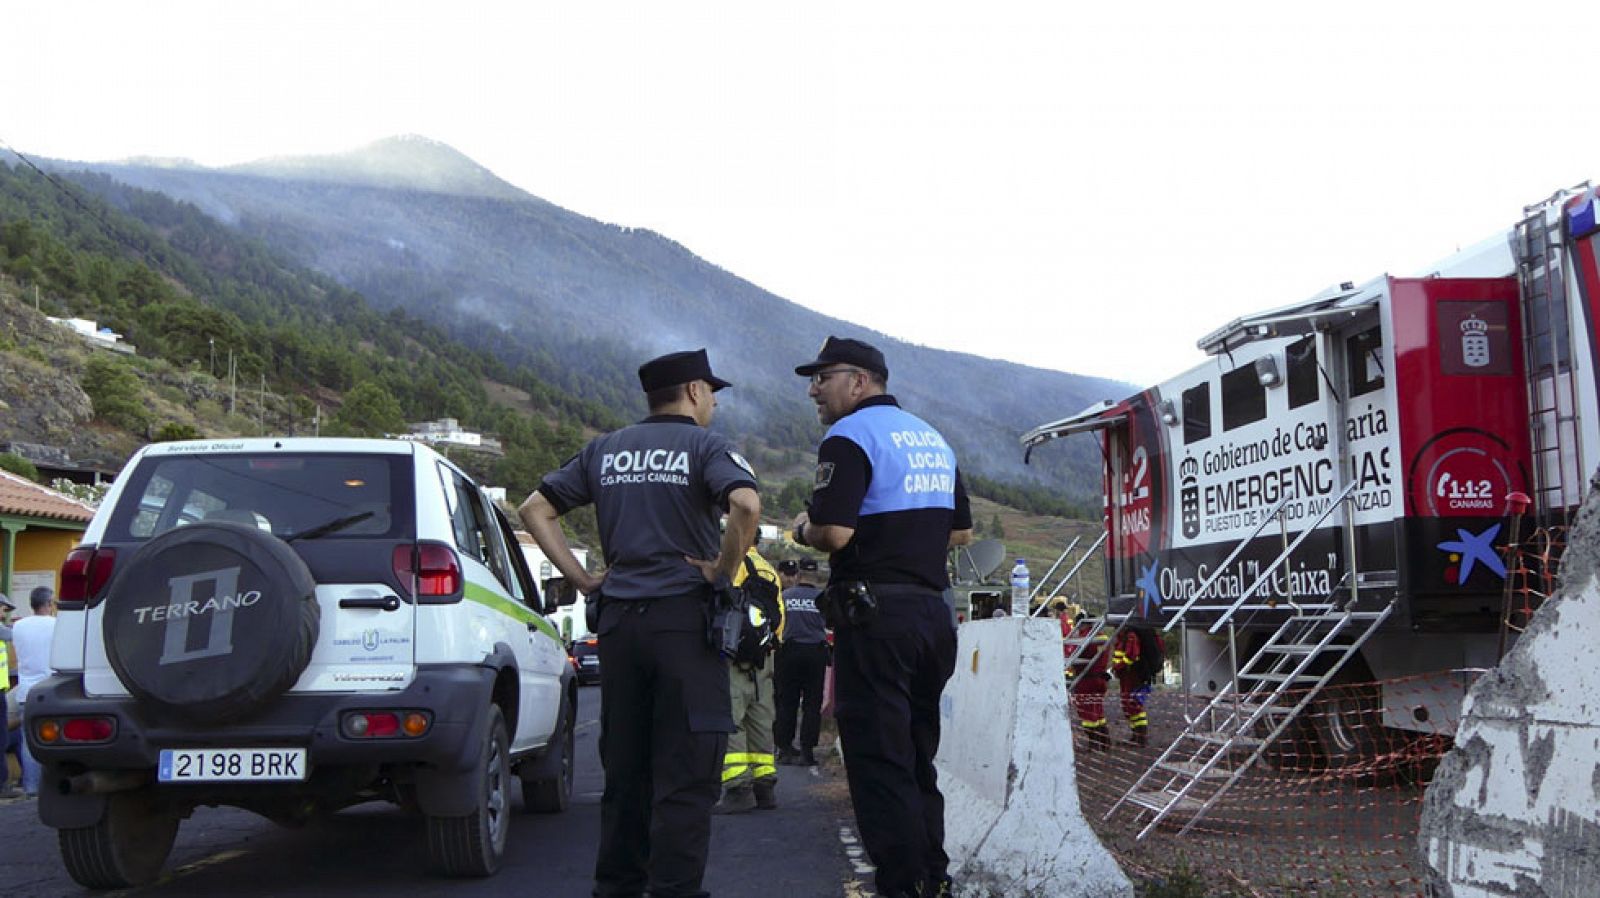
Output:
[5, 0, 1600, 387]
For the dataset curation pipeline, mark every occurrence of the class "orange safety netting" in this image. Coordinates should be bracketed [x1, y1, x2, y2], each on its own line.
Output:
[1070, 677, 1457, 897]
[1063, 526, 1566, 896]
[1501, 524, 1565, 639]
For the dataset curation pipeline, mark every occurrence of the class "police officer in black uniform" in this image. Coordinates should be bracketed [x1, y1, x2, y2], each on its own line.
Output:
[520, 348, 760, 898]
[789, 337, 973, 898]
[773, 559, 828, 767]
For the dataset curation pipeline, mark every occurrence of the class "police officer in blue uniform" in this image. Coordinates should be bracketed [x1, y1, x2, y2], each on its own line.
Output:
[773, 559, 828, 767]
[520, 348, 760, 898]
[789, 337, 973, 898]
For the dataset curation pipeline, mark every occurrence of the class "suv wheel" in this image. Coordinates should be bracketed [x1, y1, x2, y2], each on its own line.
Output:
[58, 789, 180, 889]
[426, 705, 511, 877]
[521, 701, 575, 813]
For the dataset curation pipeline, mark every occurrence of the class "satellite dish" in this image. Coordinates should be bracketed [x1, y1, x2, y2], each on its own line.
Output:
[954, 539, 1007, 585]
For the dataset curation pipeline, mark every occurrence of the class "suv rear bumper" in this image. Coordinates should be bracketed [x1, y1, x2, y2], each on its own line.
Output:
[25, 664, 496, 825]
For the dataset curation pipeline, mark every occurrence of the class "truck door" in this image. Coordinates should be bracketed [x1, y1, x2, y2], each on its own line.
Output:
[1102, 395, 1166, 609]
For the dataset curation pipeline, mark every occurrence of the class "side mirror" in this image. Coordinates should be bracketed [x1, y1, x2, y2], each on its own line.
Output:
[542, 577, 579, 612]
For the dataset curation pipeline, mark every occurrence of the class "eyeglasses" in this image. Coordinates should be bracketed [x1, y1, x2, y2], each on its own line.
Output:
[809, 367, 861, 386]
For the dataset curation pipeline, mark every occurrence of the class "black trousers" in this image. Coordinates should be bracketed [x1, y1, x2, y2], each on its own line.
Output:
[594, 593, 733, 898]
[772, 642, 829, 753]
[832, 589, 957, 896]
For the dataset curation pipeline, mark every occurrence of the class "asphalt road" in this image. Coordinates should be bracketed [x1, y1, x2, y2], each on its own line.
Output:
[1, 686, 869, 897]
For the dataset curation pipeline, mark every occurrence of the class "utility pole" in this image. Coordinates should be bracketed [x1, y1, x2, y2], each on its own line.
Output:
[258, 372, 266, 434]
[209, 338, 216, 377]
[314, 403, 322, 437]
[229, 350, 237, 415]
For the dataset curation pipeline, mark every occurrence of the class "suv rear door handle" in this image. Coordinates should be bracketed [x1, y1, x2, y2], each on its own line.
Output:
[339, 595, 401, 611]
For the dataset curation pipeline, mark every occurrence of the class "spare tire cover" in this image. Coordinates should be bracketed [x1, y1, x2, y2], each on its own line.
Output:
[103, 522, 320, 721]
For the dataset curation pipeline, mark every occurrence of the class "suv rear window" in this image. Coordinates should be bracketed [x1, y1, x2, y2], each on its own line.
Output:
[104, 453, 414, 544]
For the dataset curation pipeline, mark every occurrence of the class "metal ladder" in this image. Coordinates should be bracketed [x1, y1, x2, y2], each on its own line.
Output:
[1028, 532, 1124, 680]
[1515, 198, 1585, 524]
[1060, 610, 1129, 672]
[1106, 482, 1389, 838]
[1027, 532, 1108, 617]
[1106, 595, 1394, 838]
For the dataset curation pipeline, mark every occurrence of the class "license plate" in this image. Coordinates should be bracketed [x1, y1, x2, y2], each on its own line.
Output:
[158, 748, 307, 782]
[580, 657, 598, 667]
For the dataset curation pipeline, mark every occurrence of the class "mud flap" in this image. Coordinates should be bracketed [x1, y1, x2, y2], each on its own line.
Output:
[39, 782, 110, 830]
[413, 667, 498, 817]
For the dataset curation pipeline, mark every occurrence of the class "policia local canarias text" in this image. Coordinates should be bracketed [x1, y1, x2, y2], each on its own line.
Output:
[891, 429, 955, 494]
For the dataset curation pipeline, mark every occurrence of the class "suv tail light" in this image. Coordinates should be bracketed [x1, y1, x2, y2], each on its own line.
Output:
[392, 543, 462, 598]
[35, 716, 117, 744]
[342, 710, 431, 739]
[59, 546, 117, 607]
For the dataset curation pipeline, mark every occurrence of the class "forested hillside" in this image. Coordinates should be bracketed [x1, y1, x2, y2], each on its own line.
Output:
[0, 158, 1101, 534]
[0, 159, 610, 538]
[68, 137, 1128, 506]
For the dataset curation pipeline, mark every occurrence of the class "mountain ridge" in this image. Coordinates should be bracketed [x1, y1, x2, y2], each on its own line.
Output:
[224, 135, 528, 201]
[47, 137, 1129, 501]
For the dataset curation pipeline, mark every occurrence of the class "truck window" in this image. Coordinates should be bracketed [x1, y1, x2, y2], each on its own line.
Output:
[1221, 365, 1267, 431]
[1347, 327, 1385, 397]
[1183, 383, 1211, 444]
[1287, 336, 1319, 409]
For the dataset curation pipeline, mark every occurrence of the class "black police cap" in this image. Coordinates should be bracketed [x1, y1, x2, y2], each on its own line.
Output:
[777, 559, 800, 575]
[638, 348, 732, 393]
[793, 336, 888, 379]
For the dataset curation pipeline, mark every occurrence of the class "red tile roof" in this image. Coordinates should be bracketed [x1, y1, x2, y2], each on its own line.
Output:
[0, 469, 95, 524]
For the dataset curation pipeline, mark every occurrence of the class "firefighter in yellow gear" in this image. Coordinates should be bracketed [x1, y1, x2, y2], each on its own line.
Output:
[1060, 605, 1113, 750]
[1112, 625, 1161, 747]
[713, 548, 786, 814]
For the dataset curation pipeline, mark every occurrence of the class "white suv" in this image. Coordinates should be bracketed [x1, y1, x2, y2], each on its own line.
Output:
[24, 437, 577, 888]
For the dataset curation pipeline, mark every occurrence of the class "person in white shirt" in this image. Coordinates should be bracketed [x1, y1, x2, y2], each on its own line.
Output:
[13, 587, 57, 797]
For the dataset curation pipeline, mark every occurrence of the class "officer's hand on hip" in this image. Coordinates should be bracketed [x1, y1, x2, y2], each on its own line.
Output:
[685, 555, 724, 583]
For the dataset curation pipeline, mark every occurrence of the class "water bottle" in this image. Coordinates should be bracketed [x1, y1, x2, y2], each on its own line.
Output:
[1009, 558, 1030, 616]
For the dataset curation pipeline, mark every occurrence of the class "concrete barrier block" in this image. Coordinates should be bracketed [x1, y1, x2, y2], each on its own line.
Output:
[937, 617, 1131, 898]
[1420, 491, 1600, 897]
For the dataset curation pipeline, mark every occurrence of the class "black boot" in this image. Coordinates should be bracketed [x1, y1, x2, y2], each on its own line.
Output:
[753, 780, 777, 810]
[713, 786, 757, 814]
[1130, 727, 1148, 747]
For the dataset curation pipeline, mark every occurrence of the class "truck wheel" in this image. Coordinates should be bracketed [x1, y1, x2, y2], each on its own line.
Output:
[58, 790, 180, 889]
[521, 701, 574, 813]
[1297, 654, 1380, 773]
[426, 705, 511, 877]
[1308, 680, 1381, 771]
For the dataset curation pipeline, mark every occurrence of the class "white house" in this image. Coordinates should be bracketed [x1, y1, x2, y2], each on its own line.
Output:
[398, 418, 504, 455]
[46, 317, 135, 354]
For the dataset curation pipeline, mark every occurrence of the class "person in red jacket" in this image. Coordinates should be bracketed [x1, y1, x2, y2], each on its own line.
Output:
[1112, 625, 1161, 747]
[1063, 611, 1111, 751]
